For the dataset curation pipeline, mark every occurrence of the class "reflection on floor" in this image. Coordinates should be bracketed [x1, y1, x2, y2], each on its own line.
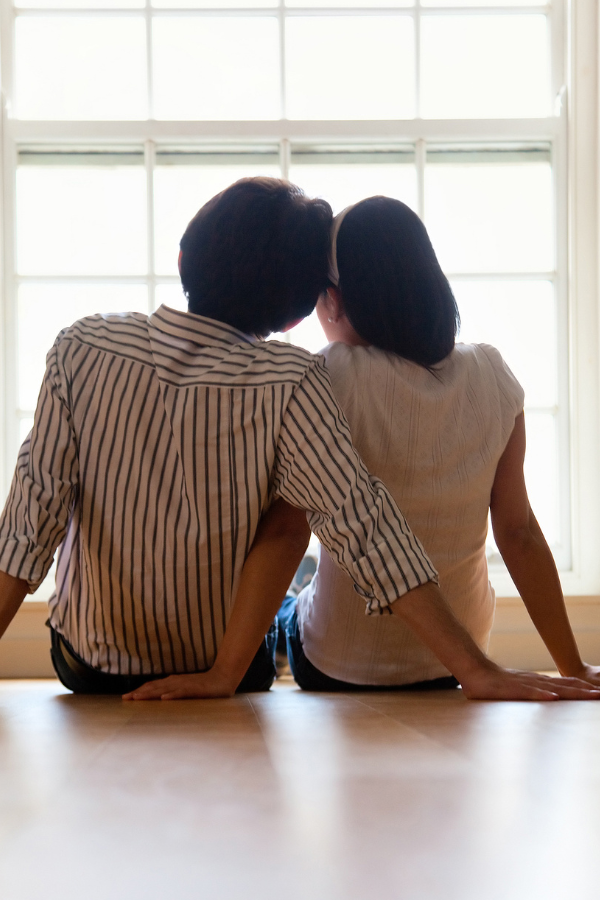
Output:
[0, 678, 599, 900]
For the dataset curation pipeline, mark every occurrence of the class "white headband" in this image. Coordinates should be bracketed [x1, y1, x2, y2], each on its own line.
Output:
[327, 203, 357, 287]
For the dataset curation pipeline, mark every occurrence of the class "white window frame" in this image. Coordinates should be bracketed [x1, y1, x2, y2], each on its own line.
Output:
[0, 0, 598, 610]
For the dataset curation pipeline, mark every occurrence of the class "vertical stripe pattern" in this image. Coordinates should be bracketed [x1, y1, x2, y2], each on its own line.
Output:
[0, 306, 436, 674]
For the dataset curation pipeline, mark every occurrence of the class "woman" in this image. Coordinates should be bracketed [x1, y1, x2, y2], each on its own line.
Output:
[285, 196, 600, 690]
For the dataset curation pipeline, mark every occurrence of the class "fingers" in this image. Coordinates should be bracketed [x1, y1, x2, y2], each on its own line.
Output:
[521, 673, 600, 700]
[526, 688, 560, 701]
[463, 681, 559, 701]
[549, 675, 597, 688]
[122, 672, 236, 701]
[461, 667, 600, 701]
[122, 677, 178, 701]
[540, 685, 600, 700]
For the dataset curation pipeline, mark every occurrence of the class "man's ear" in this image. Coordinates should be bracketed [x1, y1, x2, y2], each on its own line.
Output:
[178, 250, 183, 275]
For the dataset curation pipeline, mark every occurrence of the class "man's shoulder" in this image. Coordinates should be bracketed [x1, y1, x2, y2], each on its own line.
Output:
[260, 338, 320, 366]
[59, 310, 149, 341]
[54, 310, 152, 363]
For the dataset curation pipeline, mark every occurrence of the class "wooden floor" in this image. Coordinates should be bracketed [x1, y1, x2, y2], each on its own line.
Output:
[0, 679, 599, 900]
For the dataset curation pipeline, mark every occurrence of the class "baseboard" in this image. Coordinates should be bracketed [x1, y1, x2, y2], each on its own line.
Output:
[1, 596, 600, 679]
[488, 596, 600, 669]
[0, 602, 55, 677]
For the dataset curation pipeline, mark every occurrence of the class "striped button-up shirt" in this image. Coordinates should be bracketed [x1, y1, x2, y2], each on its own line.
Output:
[0, 305, 437, 675]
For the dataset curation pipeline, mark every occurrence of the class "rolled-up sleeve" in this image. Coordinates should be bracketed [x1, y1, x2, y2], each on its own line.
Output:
[271, 356, 438, 613]
[0, 339, 78, 591]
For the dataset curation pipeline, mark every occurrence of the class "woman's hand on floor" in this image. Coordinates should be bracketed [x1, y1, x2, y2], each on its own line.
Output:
[122, 669, 238, 701]
[460, 663, 600, 701]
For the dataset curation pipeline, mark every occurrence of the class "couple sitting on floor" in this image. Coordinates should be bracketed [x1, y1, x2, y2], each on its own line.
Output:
[0, 176, 599, 702]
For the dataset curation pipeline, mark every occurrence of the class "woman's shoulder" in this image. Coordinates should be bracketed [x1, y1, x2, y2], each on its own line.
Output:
[320, 340, 371, 364]
[319, 341, 379, 382]
[454, 341, 504, 363]
[453, 341, 513, 374]
[453, 342, 525, 409]
[320, 341, 407, 374]
[320, 340, 523, 403]
[318, 342, 404, 418]
[321, 341, 498, 392]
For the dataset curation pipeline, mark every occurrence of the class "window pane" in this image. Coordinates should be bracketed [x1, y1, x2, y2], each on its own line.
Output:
[17, 162, 147, 276]
[153, 19, 280, 120]
[286, 17, 414, 120]
[523, 412, 560, 545]
[425, 150, 553, 273]
[15, 17, 147, 120]
[421, 15, 549, 119]
[452, 280, 557, 408]
[154, 152, 280, 276]
[17, 284, 148, 410]
[155, 283, 187, 312]
[289, 149, 417, 215]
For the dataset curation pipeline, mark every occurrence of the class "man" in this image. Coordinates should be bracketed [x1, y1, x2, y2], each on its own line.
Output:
[0, 177, 598, 702]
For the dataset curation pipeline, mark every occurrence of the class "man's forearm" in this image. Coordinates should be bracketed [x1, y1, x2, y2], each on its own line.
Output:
[390, 582, 491, 684]
[391, 582, 600, 700]
[0, 570, 29, 639]
[211, 500, 311, 689]
[124, 500, 311, 701]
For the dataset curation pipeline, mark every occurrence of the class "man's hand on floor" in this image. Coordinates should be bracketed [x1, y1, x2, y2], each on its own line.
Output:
[122, 669, 238, 701]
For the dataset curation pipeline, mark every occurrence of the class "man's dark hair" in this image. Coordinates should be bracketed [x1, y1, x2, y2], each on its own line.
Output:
[179, 177, 333, 337]
[337, 196, 460, 367]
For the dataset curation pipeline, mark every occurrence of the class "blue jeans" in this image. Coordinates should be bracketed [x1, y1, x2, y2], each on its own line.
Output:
[283, 601, 459, 693]
[49, 624, 277, 695]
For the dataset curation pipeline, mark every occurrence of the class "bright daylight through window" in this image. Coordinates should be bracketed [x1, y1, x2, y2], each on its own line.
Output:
[1, 0, 569, 595]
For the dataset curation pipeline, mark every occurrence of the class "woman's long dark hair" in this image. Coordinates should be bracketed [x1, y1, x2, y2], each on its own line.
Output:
[336, 196, 460, 367]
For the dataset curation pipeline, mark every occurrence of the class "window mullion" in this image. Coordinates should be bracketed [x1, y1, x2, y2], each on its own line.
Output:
[145, 138, 156, 313]
[146, 0, 154, 121]
[1, 130, 17, 503]
[549, 0, 566, 103]
[416, 137, 425, 221]
[280, 138, 290, 180]
[278, 0, 286, 120]
[555, 100, 571, 568]
[415, 0, 421, 121]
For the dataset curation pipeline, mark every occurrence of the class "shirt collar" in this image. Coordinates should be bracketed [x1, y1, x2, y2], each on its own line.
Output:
[148, 304, 259, 350]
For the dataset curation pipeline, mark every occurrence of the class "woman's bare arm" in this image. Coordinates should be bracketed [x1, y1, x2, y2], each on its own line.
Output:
[490, 412, 600, 683]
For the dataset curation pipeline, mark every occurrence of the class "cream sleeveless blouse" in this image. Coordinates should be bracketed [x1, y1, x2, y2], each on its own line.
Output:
[297, 342, 525, 686]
